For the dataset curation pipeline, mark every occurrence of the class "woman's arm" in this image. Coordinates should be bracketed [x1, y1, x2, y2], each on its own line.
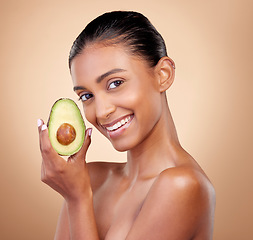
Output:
[54, 201, 70, 240]
[54, 197, 99, 240]
[38, 120, 99, 240]
[66, 193, 98, 240]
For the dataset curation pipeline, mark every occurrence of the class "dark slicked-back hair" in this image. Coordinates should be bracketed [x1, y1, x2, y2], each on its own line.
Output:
[69, 11, 168, 68]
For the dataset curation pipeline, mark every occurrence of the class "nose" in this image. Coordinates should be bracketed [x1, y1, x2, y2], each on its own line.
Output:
[95, 94, 116, 120]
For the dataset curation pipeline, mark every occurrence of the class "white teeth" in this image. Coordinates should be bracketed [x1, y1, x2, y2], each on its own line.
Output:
[105, 116, 131, 131]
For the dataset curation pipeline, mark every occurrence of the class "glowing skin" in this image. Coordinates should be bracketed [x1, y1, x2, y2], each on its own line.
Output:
[39, 43, 215, 240]
[71, 45, 163, 152]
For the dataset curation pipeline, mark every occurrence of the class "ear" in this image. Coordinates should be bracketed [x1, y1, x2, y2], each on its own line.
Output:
[155, 57, 175, 93]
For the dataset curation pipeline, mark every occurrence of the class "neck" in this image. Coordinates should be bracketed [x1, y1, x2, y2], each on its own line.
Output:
[125, 101, 182, 180]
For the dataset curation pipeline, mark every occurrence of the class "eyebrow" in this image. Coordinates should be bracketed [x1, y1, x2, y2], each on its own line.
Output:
[73, 68, 126, 91]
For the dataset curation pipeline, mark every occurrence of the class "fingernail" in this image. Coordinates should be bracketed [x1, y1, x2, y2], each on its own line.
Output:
[87, 128, 92, 136]
[37, 119, 43, 127]
[41, 124, 47, 131]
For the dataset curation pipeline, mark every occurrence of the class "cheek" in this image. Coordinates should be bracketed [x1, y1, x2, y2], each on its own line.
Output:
[83, 106, 96, 125]
[128, 88, 160, 112]
[141, 95, 162, 125]
[122, 87, 162, 128]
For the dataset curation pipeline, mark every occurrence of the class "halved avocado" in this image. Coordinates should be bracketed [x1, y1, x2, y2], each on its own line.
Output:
[48, 98, 85, 156]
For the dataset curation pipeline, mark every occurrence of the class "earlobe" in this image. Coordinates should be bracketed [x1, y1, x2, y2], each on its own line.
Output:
[156, 57, 175, 93]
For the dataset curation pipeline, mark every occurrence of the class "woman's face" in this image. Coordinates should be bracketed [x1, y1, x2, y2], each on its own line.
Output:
[70, 44, 163, 151]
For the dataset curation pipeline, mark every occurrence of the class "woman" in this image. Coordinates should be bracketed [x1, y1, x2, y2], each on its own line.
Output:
[38, 11, 215, 240]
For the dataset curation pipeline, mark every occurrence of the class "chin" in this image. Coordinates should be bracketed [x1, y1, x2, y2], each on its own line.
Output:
[108, 137, 133, 152]
[111, 142, 129, 152]
[110, 136, 139, 152]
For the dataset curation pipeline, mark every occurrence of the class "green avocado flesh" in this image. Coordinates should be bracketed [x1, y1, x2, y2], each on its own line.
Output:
[48, 98, 85, 156]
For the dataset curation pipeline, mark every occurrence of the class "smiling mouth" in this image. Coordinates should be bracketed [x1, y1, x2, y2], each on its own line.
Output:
[104, 114, 133, 132]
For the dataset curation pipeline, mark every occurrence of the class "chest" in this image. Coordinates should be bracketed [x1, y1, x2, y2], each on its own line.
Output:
[93, 177, 154, 240]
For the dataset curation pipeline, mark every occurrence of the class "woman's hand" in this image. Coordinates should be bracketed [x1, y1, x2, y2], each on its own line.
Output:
[37, 119, 93, 203]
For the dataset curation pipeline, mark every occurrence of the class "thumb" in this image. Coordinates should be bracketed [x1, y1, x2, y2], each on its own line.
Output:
[70, 128, 92, 162]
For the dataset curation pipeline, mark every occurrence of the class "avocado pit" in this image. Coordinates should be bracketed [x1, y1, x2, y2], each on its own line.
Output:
[56, 123, 76, 146]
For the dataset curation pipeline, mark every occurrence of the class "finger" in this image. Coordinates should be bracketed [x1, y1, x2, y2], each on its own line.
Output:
[37, 119, 44, 132]
[38, 121, 58, 160]
[38, 118, 47, 154]
[70, 128, 92, 162]
[41, 159, 46, 182]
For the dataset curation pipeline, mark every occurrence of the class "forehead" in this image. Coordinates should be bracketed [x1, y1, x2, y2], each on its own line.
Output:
[70, 44, 151, 83]
[72, 44, 128, 72]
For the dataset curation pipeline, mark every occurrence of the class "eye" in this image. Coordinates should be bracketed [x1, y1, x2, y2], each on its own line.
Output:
[108, 80, 124, 90]
[78, 93, 93, 102]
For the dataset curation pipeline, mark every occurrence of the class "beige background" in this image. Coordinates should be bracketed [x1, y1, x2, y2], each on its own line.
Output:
[0, 0, 252, 239]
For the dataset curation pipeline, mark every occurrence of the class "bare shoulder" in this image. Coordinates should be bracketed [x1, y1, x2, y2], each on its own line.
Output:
[128, 166, 216, 239]
[146, 166, 216, 238]
[158, 166, 215, 198]
[87, 161, 126, 192]
[155, 166, 216, 214]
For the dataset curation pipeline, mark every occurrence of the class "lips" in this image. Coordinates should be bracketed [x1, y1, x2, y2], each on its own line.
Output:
[102, 114, 133, 132]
